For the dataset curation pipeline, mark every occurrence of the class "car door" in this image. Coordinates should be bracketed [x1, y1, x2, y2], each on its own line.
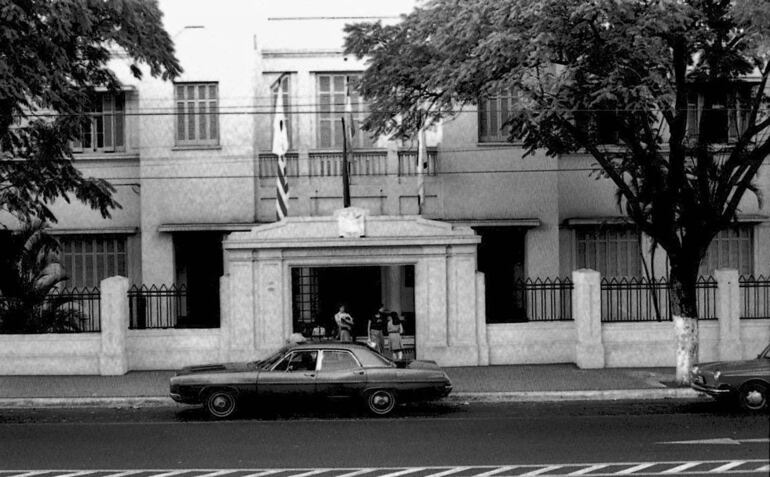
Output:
[257, 350, 318, 396]
[315, 349, 366, 397]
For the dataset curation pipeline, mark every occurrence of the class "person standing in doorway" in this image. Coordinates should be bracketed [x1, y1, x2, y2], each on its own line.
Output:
[334, 304, 354, 342]
[387, 311, 404, 360]
[368, 304, 388, 354]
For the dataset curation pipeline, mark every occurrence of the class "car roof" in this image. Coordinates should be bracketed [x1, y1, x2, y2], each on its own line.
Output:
[290, 341, 370, 350]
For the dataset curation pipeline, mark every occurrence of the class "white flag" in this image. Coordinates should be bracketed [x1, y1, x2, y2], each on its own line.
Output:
[417, 126, 428, 214]
[272, 86, 289, 156]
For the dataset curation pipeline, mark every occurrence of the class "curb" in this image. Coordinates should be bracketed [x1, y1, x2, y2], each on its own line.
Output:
[0, 389, 701, 409]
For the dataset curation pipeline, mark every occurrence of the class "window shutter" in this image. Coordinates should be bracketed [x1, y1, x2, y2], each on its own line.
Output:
[102, 95, 115, 151]
[114, 94, 125, 150]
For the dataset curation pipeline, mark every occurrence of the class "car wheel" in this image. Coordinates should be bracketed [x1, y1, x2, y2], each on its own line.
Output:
[205, 389, 238, 419]
[738, 382, 768, 412]
[366, 389, 396, 416]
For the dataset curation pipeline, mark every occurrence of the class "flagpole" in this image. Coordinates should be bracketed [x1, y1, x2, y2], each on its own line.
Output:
[341, 116, 351, 208]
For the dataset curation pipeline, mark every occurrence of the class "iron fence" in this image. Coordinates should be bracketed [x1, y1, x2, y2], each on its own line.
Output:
[740, 275, 770, 319]
[601, 276, 718, 322]
[513, 277, 573, 321]
[128, 284, 188, 329]
[0, 287, 101, 333]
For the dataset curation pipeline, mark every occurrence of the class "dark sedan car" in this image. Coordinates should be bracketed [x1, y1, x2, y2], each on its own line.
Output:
[170, 341, 453, 418]
[690, 343, 770, 412]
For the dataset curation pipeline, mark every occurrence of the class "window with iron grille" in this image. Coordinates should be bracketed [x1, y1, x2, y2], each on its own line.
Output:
[271, 74, 292, 150]
[699, 226, 754, 276]
[72, 93, 125, 153]
[175, 82, 219, 146]
[575, 226, 642, 278]
[316, 74, 373, 149]
[478, 90, 515, 143]
[58, 235, 127, 288]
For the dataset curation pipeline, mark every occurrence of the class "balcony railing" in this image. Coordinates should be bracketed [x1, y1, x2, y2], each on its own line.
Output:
[309, 150, 389, 177]
[398, 149, 438, 176]
[258, 153, 300, 178]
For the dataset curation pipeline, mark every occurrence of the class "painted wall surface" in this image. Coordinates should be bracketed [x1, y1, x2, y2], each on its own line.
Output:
[0, 334, 102, 375]
[127, 329, 221, 370]
[486, 322, 576, 364]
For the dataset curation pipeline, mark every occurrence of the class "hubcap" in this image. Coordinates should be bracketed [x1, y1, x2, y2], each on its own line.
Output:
[745, 389, 764, 407]
[211, 394, 231, 413]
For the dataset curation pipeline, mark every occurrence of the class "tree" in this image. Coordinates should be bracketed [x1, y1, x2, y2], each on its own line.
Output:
[0, 0, 181, 224]
[344, 0, 770, 383]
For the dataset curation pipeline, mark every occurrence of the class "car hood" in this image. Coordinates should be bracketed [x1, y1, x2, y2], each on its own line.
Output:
[696, 359, 769, 374]
[177, 362, 252, 375]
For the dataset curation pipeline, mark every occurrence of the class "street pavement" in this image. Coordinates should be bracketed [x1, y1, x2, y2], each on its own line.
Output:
[0, 401, 767, 475]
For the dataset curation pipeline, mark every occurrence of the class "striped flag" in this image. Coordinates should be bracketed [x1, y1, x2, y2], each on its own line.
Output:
[272, 78, 290, 220]
[417, 126, 428, 214]
[345, 76, 356, 144]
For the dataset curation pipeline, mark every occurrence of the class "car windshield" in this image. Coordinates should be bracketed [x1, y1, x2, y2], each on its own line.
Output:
[760, 344, 770, 359]
[255, 347, 290, 370]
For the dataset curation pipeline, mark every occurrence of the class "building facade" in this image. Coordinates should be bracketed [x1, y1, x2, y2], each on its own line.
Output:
[15, 0, 769, 366]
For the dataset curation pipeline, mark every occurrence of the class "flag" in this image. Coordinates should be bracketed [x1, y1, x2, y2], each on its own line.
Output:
[417, 126, 428, 214]
[344, 76, 356, 145]
[272, 78, 290, 220]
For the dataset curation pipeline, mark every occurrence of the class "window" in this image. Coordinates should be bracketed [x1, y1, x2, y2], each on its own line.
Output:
[317, 74, 373, 149]
[574, 110, 620, 145]
[72, 93, 125, 153]
[479, 90, 515, 142]
[272, 75, 292, 150]
[687, 87, 751, 143]
[58, 235, 127, 288]
[575, 226, 642, 278]
[321, 350, 360, 371]
[175, 83, 219, 146]
[699, 226, 753, 276]
[274, 350, 318, 372]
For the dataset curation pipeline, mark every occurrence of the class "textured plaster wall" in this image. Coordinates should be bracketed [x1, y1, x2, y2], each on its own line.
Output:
[127, 329, 221, 370]
[0, 334, 102, 375]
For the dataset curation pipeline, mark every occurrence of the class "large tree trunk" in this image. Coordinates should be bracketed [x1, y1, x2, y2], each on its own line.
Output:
[669, 262, 700, 385]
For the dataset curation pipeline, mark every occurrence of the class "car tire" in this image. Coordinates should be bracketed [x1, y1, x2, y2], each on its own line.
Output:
[365, 389, 397, 416]
[738, 382, 768, 412]
[205, 389, 238, 419]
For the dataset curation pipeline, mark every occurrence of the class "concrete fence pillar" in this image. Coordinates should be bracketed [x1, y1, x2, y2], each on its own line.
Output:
[572, 269, 605, 368]
[715, 268, 741, 361]
[98, 275, 129, 375]
[475, 272, 489, 365]
[219, 274, 231, 362]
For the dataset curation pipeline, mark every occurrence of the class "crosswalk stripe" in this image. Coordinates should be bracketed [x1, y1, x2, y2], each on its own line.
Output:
[422, 467, 472, 477]
[291, 470, 328, 477]
[519, 466, 561, 476]
[9, 472, 53, 477]
[708, 461, 745, 473]
[336, 469, 376, 477]
[568, 464, 609, 475]
[151, 471, 190, 477]
[474, 466, 517, 477]
[378, 469, 426, 477]
[241, 470, 286, 477]
[197, 472, 241, 477]
[754, 464, 770, 472]
[615, 463, 655, 475]
[661, 462, 702, 474]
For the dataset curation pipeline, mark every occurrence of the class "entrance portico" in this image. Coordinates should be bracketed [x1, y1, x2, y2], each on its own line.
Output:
[220, 211, 488, 366]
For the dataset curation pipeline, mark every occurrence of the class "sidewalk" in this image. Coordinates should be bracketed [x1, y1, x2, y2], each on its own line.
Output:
[0, 364, 700, 408]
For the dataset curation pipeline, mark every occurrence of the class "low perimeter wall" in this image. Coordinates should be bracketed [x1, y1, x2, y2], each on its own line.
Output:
[127, 329, 221, 370]
[487, 322, 576, 365]
[0, 333, 102, 375]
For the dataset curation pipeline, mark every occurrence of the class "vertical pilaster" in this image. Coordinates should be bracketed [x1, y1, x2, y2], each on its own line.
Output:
[573, 269, 605, 368]
[99, 276, 129, 375]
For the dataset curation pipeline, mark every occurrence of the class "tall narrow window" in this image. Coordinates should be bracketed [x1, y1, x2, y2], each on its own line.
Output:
[175, 82, 219, 146]
[72, 93, 125, 153]
[575, 226, 642, 278]
[316, 73, 373, 149]
[478, 90, 515, 143]
[686, 86, 751, 143]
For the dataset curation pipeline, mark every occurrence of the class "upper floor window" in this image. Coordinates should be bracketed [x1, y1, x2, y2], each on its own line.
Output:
[58, 235, 128, 288]
[574, 109, 620, 145]
[699, 225, 753, 276]
[316, 74, 374, 149]
[72, 93, 125, 153]
[575, 226, 642, 278]
[687, 86, 751, 144]
[478, 90, 515, 143]
[272, 74, 292, 150]
[175, 82, 218, 147]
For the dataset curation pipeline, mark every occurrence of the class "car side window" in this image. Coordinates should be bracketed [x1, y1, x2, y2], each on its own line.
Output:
[321, 350, 360, 372]
[286, 350, 318, 372]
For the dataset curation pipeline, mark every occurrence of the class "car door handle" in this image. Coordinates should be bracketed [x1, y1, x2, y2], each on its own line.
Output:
[304, 373, 316, 378]
[356, 370, 365, 375]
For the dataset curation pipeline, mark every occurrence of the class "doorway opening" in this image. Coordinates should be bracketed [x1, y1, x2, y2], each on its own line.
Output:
[291, 265, 415, 359]
[173, 232, 223, 328]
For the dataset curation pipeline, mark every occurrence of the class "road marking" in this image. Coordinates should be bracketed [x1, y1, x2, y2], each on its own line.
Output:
[708, 462, 746, 473]
[151, 472, 189, 477]
[518, 466, 561, 476]
[661, 462, 702, 474]
[336, 469, 376, 477]
[739, 438, 770, 444]
[292, 470, 328, 477]
[423, 468, 471, 477]
[569, 464, 609, 475]
[615, 463, 657, 475]
[474, 466, 517, 477]
[240, 471, 286, 477]
[659, 437, 769, 446]
[197, 472, 241, 477]
[755, 464, 770, 472]
[378, 469, 426, 477]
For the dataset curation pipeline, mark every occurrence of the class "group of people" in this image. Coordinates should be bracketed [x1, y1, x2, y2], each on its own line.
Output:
[333, 304, 406, 360]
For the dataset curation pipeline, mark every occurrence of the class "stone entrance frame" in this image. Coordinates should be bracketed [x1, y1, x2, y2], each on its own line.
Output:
[220, 213, 488, 366]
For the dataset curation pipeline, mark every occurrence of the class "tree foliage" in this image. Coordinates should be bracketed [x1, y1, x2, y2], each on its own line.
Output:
[0, 0, 181, 224]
